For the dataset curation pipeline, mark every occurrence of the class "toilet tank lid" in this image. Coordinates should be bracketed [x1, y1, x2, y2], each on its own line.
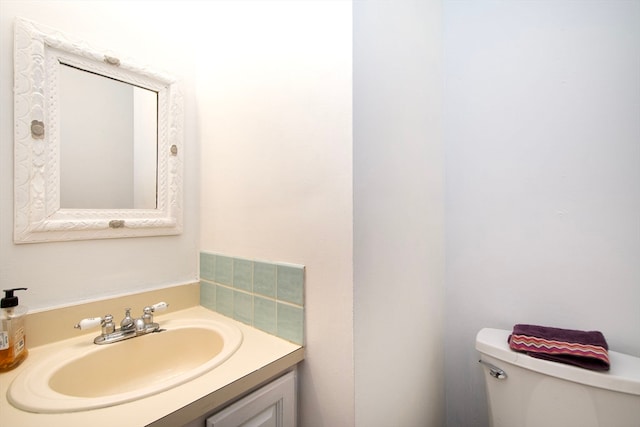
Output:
[476, 328, 640, 396]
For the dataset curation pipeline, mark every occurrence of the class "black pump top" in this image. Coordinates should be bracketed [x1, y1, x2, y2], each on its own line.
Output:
[1, 288, 27, 308]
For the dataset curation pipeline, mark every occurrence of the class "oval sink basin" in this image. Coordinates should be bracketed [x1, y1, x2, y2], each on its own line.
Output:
[8, 317, 242, 413]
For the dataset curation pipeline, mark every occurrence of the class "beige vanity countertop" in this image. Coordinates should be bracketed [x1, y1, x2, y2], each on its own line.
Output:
[0, 306, 304, 427]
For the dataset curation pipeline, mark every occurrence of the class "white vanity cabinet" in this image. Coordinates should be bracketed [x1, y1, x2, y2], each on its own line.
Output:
[205, 371, 296, 427]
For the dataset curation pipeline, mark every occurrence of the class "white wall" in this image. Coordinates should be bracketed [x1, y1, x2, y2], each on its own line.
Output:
[353, 1, 445, 426]
[443, 1, 640, 425]
[0, 1, 200, 310]
[195, 2, 354, 425]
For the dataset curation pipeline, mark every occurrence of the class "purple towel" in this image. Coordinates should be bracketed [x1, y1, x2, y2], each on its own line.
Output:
[508, 324, 610, 371]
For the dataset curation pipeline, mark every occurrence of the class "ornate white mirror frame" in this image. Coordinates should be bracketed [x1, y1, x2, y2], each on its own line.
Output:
[14, 18, 183, 243]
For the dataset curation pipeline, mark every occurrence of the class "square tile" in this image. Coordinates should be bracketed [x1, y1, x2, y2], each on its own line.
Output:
[233, 291, 253, 325]
[277, 303, 304, 345]
[200, 252, 215, 281]
[254, 262, 276, 298]
[233, 258, 253, 292]
[215, 286, 234, 318]
[199, 253, 305, 345]
[277, 265, 304, 306]
[200, 281, 216, 311]
[215, 255, 233, 285]
[253, 296, 277, 335]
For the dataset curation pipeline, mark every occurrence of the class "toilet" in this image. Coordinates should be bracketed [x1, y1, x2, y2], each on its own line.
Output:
[476, 328, 640, 427]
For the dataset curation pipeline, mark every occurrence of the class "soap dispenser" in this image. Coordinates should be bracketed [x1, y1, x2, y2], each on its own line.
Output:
[0, 288, 28, 372]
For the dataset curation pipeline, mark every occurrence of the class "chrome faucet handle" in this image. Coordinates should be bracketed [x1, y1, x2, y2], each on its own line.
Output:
[142, 306, 154, 325]
[142, 302, 169, 323]
[73, 314, 115, 335]
[102, 314, 116, 335]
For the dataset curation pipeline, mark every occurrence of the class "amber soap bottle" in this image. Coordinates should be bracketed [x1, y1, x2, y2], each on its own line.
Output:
[0, 288, 28, 372]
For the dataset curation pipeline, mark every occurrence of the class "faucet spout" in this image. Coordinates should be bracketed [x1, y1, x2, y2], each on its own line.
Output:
[120, 308, 135, 332]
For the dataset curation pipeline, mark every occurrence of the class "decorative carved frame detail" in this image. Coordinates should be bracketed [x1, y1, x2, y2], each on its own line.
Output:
[14, 18, 183, 243]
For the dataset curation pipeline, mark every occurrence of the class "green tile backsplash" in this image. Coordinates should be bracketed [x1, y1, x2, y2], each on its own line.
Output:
[277, 303, 304, 344]
[215, 285, 234, 318]
[214, 255, 233, 286]
[200, 252, 305, 345]
[233, 291, 253, 325]
[253, 296, 277, 335]
[233, 258, 253, 292]
[200, 253, 215, 281]
[253, 262, 277, 298]
[277, 264, 304, 305]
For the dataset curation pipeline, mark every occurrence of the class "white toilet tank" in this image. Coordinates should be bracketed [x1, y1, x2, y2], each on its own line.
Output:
[476, 328, 640, 427]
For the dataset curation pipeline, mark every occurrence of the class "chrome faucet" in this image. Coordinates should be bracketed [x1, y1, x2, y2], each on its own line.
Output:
[74, 302, 169, 345]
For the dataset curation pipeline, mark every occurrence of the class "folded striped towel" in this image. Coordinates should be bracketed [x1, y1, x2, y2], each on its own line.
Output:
[508, 324, 610, 371]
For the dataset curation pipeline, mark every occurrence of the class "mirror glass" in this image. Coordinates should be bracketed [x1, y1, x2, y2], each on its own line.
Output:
[14, 18, 183, 243]
[59, 64, 159, 209]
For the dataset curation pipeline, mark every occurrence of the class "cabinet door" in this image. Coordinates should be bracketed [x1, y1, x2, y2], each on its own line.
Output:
[206, 371, 296, 427]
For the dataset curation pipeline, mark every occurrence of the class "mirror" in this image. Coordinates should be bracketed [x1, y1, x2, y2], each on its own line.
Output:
[14, 18, 183, 243]
[59, 64, 158, 210]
